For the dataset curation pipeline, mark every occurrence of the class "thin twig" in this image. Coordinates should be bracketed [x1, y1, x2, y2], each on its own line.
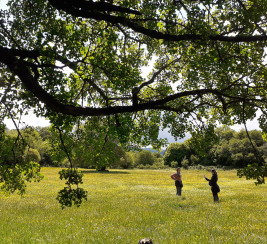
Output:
[56, 126, 73, 169]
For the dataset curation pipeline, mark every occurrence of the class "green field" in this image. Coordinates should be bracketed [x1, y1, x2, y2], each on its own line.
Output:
[0, 168, 266, 244]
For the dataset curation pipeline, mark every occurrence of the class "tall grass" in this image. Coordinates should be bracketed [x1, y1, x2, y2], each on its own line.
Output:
[0, 168, 266, 243]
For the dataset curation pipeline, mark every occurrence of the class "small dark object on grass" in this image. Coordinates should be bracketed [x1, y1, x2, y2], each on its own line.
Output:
[138, 238, 153, 244]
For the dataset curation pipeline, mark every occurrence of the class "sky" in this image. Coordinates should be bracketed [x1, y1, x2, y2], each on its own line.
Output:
[0, 0, 7, 9]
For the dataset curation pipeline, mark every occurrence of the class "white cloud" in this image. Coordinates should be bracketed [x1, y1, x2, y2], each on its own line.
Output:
[4, 114, 50, 129]
[0, 0, 8, 10]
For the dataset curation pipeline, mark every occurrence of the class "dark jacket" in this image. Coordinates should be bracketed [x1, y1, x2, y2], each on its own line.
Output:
[205, 173, 220, 193]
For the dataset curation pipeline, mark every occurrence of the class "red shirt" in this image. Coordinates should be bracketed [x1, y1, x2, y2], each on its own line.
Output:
[171, 173, 182, 181]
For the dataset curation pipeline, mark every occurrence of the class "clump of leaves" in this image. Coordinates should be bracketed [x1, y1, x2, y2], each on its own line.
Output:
[0, 161, 43, 195]
[0, 127, 43, 195]
[57, 168, 87, 209]
[237, 163, 267, 185]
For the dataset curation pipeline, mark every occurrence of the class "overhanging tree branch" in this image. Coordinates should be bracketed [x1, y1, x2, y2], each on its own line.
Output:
[47, 0, 267, 43]
[1, 46, 262, 117]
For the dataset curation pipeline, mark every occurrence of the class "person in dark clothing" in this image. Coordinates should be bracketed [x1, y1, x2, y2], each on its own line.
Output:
[204, 169, 220, 202]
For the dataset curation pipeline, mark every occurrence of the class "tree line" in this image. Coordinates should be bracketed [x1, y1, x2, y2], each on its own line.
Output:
[1, 124, 163, 170]
[164, 127, 267, 169]
[2, 125, 266, 171]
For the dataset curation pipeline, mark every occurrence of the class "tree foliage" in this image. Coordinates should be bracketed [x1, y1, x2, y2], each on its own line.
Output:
[56, 168, 87, 209]
[166, 127, 267, 183]
[1, 0, 266, 138]
[0, 124, 43, 195]
[163, 142, 191, 167]
[49, 117, 130, 170]
[135, 150, 155, 166]
[213, 129, 265, 168]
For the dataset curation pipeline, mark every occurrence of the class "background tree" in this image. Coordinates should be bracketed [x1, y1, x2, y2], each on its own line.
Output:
[36, 126, 52, 141]
[135, 150, 155, 167]
[165, 127, 267, 171]
[24, 148, 41, 164]
[114, 151, 134, 169]
[163, 142, 191, 167]
[49, 117, 130, 171]
[7, 127, 53, 166]
[211, 128, 265, 168]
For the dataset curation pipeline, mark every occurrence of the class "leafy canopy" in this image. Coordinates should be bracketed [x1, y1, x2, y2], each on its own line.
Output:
[0, 0, 266, 140]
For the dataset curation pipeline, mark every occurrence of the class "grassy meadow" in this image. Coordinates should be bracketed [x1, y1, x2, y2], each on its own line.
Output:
[0, 168, 266, 244]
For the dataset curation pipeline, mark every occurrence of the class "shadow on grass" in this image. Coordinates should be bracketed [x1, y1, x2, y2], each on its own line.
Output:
[81, 170, 130, 174]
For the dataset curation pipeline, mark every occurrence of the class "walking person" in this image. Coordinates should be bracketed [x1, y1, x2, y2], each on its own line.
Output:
[171, 167, 183, 196]
[204, 169, 220, 202]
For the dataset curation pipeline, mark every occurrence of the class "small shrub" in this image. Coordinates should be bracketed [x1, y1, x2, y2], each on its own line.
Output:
[151, 159, 169, 169]
[181, 158, 189, 169]
[61, 158, 71, 168]
[190, 154, 199, 165]
[137, 164, 145, 169]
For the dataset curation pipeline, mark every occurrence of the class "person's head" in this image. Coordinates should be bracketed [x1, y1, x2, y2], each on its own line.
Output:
[176, 167, 181, 173]
[211, 169, 217, 175]
[138, 238, 153, 244]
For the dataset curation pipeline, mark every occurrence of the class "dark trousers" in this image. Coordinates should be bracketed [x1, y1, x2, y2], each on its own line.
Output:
[176, 186, 182, 196]
[212, 192, 219, 202]
[175, 180, 182, 196]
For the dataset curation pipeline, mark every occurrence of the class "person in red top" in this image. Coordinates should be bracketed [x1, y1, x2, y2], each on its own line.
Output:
[171, 167, 183, 196]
